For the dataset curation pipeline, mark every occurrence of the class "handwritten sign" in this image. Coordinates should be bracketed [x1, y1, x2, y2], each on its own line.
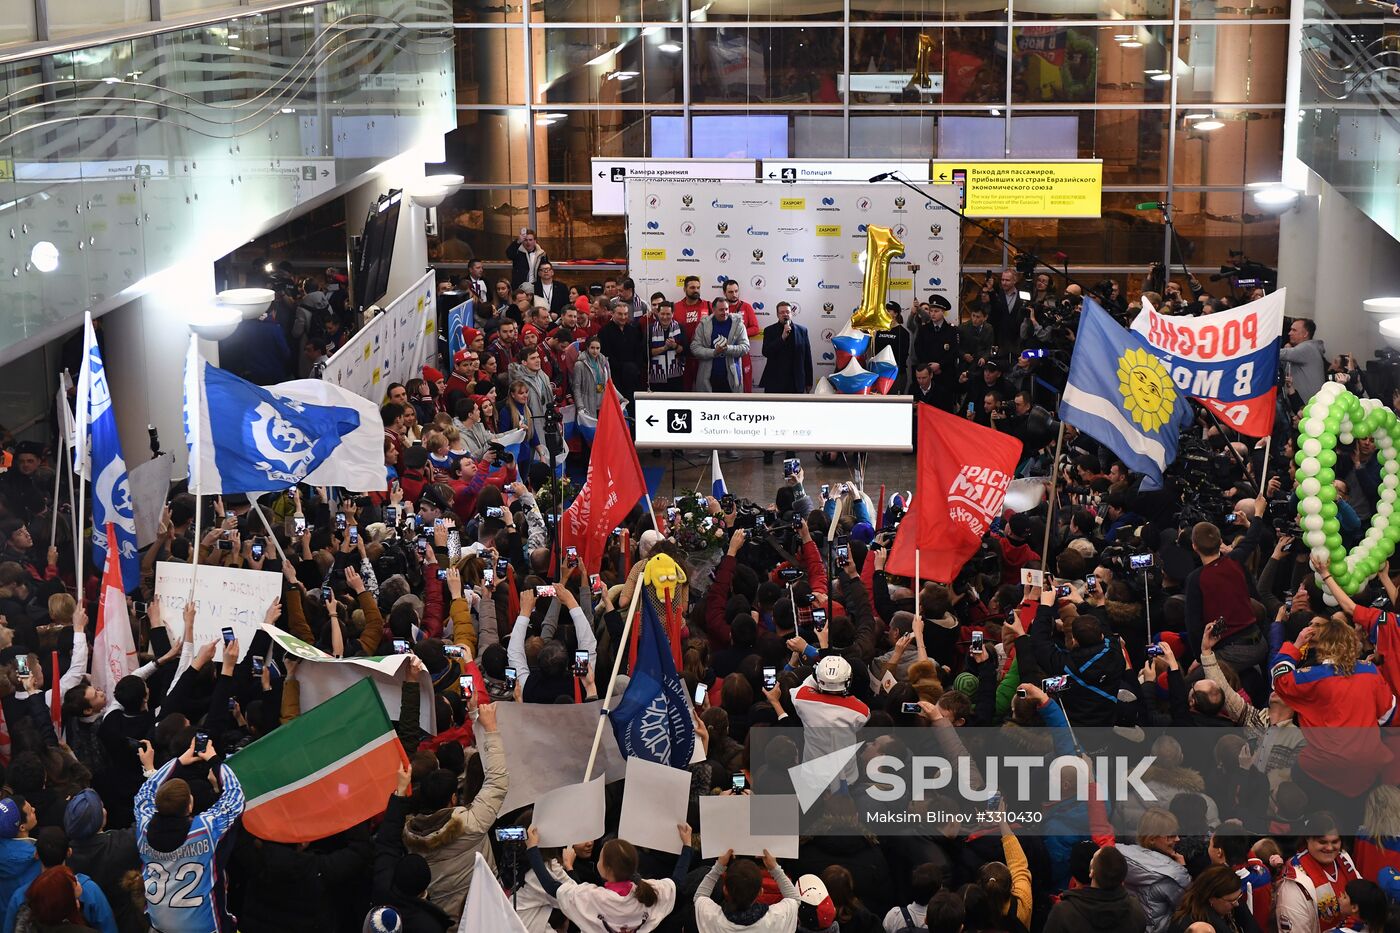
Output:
[154, 562, 281, 659]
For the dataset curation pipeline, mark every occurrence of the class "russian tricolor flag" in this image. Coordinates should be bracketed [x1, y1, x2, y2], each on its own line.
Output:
[710, 450, 728, 498]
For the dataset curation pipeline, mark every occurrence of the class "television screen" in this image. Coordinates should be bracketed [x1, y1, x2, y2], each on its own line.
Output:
[355, 189, 402, 307]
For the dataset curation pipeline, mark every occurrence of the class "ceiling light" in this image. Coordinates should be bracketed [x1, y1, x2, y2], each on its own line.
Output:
[228, 46, 242, 52]
[187, 303, 243, 341]
[102, 77, 120, 85]
[1364, 297, 1400, 317]
[1183, 112, 1213, 121]
[217, 287, 275, 320]
[424, 173, 464, 188]
[1194, 119, 1225, 131]
[29, 242, 57, 273]
[1113, 33, 1135, 39]
[1251, 184, 1300, 210]
[407, 186, 448, 209]
[1150, 73, 1172, 81]
[659, 41, 682, 53]
[1120, 40, 1143, 48]
[612, 71, 640, 80]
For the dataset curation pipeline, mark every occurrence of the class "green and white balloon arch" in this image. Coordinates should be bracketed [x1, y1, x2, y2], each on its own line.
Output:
[1294, 383, 1400, 602]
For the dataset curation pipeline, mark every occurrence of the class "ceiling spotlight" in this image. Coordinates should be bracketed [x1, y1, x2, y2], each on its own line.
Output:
[1113, 33, 1135, 40]
[1120, 40, 1144, 48]
[1150, 73, 1172, 81]
[1251, 184, 1300, 211]
[187, 303, 243, 341]
[424, 174, 464, 188]
[659, 41, 682, 53]
[1194, 119, 1225, 131]
[611, 70, 640, 80]
[29, 241, 57, 273]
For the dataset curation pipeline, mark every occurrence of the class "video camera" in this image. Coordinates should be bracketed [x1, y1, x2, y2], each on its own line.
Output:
[1210, 250, 1277, 290]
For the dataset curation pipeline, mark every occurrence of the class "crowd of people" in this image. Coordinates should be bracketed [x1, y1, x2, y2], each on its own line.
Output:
[0, 242, 1398, 933]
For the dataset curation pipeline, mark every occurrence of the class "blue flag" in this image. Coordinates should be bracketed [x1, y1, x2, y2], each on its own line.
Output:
[1060, 297, 1193, 490]
[184, 344, 364, 494]
[77, 315, 140, 589]
[610, 596, 695, 769]
[446, 298, 476, 360]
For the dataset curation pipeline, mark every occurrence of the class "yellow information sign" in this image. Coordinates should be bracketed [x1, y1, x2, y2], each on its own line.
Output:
[930, 160, 1102, 218]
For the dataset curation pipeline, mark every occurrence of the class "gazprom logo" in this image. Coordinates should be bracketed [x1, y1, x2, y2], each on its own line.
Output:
[821, 197, 835, 206]
[712, 198, 734, 208]
[682, 248, 695, 257]
[817, 279, 839, 290]
[782, 253, 804, 263]
[646, 221, 659, 230]
[747, 225, 769, 236]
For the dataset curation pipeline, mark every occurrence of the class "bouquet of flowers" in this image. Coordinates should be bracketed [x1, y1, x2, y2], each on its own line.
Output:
[667, 494, 727, 553]
[534, 476, 575, 515]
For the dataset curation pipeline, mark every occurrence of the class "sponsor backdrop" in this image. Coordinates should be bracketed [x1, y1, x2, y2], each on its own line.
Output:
[323, 270, 437, 404]
[626, 182, 962, 378]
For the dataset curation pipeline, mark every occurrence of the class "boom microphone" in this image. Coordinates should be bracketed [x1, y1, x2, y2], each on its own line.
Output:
[1136, 201, 1166, 210]
[868, 172, 894, 183]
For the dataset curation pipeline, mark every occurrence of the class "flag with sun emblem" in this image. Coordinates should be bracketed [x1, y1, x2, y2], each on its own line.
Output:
[1060, 297, 1193, 490]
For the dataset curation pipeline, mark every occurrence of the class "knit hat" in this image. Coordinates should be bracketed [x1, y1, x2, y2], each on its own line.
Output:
[363, 907, 403, 933]
[795, 874, 837, 929]
[953, 671, 980, 698]
[392, 854, 431, 898]
[63, 790, 103, 841]
[1379, 867, 1400, 903]
[422, 365, 443, 383]
[638, 529, 664, 558]
[461, 325, 480, 347]
[0, 799, 22, 839]
[521, 323, 542, 341]
[849, 522, 875, 546]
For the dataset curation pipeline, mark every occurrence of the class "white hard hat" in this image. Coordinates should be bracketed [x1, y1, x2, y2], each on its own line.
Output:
[814, 655, 852, 694]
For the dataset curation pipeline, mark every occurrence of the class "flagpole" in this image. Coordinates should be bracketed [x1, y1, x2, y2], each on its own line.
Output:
[644, 494, 659, 532]
[49, 431, 64, 550]
[66, 438, 79, 583]
[913, 550, 921, 629]
[75, 469, 87, 609]
[1040, 421, 1067, 566]
[1256, 435, 1273, 498]
[583, 572, 647, 783]
[249, 494, 292, 567]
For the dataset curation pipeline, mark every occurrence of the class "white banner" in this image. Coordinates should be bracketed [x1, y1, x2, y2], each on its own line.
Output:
[154, 561, 282, 659]
[323, 270, 437, 403]
[128, 453, 174, 549]
[626, 182, 961, 377]
[494, 700, 628, 813]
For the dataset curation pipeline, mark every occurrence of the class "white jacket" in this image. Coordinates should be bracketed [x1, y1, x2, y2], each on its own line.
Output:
[556, 877, 678, 933]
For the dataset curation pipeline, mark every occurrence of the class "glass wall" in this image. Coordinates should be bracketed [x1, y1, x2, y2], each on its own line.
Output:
[437, 0, 1288, 288]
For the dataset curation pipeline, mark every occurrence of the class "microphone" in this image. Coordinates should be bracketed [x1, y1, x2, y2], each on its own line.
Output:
[1136, 201, 1165, 210]
[868, 172, 894, 183]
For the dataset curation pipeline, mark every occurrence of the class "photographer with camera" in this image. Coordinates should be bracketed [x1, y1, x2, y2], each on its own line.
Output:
[1025, 576, 1127, 728]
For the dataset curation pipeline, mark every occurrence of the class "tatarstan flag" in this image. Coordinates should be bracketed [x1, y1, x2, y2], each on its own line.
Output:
[228, 679, 407, 843]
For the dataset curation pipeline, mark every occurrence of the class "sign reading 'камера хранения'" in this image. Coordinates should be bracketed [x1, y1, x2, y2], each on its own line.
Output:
[632, 392, 913, 452]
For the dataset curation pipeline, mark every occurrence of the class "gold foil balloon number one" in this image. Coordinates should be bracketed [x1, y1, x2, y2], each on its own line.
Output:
[911, 33, 935, 88]
[850, 225, 905, 335]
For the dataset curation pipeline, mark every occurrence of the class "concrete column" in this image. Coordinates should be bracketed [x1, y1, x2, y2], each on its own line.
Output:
[1278, 169, 1400, 364]
[99, 259, 217, 478]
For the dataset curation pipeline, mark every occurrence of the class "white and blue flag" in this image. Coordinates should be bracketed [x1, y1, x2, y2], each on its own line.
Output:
[710, 450, 728, 499]
[184, 340, 383, 494]
[446, 298, 476, 360]
[74, 313, 139, 588]
[1060, 297, 1193, 490]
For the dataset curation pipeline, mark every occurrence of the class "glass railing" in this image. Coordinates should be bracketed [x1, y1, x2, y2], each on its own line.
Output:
[0, 0, 454, 362]
[1297, 0, 1400, 237]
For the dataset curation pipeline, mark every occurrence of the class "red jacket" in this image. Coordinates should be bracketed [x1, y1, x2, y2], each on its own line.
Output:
[1271, 641, 1397, 797]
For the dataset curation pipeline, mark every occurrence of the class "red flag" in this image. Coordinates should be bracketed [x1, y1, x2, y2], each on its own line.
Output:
[563, 381, 646, 575]
[887, 406, 1022, 583]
